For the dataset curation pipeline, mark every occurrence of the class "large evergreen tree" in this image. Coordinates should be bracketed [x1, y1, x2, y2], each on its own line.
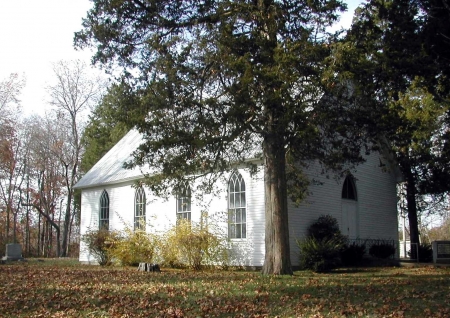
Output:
[330, 0, 450, 253]
[81, 83, 136, 173]
[75, 0, 370, 275]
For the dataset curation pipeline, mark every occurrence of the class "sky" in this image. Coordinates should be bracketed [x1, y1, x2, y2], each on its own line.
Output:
[0, 0, 362, 116]
[0, 0, 93, 115]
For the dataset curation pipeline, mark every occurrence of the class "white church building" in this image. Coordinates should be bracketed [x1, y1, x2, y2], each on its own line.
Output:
[75, 129, 401, 267]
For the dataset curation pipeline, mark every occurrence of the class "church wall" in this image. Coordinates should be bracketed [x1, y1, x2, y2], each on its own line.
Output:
[78, 168, 267, 266]
[79, 152, 398, 266]
[354, 153, 399, 240]
[287, 152, 399, 266]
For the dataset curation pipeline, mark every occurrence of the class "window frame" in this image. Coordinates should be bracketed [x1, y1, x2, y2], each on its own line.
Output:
[176, 183, 191, 221]
[134, 186, 146, 230]
[228, 171, 246, 239]
[99, 190, 110, 230]
[342, 175, 357, 201]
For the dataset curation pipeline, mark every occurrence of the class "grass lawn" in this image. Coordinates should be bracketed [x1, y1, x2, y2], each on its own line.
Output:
[0, 259, 449, 317]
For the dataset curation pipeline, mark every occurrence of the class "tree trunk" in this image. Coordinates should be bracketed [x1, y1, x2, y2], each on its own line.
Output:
[38, 214, 42, 256]
[13, 211, 17, 243]
[67, 203, 77, 256]
[26, 183, 30, 256]
[43, 221, 48, 257]
[405, 170, 420, 259]
[262, 133, 293, 275]
[23, 203, 61, 257]
[55, 224, 61, 258]
[6, 205, 10, 242]
[61, 191, 72, 257]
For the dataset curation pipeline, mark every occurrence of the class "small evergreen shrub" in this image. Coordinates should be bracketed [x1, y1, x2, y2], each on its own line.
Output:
[418, 243, 433, 262]
[307, 214, 346, 243]
[81, 228, 118, 266]
[298, 215, 346, 272]
[369, 242, 396, 259]
[108, 228, 157, 266]
[298, 237, 344, 272]
[340, 242, 366, 266]
[407, 243, 433, 262]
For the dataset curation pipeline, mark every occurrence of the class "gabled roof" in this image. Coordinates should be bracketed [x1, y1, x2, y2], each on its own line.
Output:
[75, 124, 401, 191]
[74, 129, 148, 189]
[74, 127, 264, 190]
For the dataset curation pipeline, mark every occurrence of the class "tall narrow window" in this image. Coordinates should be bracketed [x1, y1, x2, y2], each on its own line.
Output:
[176, 184, 191, 221]
[228, 171, 246, 239]
[99, 190, 109, 230]
[342, 175, 357, 200]
[134, 186, 146, 230]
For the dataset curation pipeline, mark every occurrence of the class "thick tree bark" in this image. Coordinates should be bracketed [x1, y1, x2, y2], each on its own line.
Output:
[258, 0, 292, 275]
[262, 133, 293, 275]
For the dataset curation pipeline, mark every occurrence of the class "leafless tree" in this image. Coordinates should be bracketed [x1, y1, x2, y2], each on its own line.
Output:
[0, 73, 26, 251]
[46, 60, 104, 256]
[0, 119, 28, 246]
[23, 114, 69, 257]
[0, 73, 25, 121]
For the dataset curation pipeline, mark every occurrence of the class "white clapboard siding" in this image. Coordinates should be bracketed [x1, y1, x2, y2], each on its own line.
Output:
[287, 152, 399, 266]
[78, 135, 398, 266]
[78, 167, 268, 266]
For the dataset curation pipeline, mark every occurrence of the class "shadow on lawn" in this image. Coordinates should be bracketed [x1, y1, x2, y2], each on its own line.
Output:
[2, 264, 450, 317]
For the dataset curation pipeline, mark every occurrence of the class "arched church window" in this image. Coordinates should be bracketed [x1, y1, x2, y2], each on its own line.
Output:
[228, 171, 246, 239]
[342, 175, 357, 201]
[134, 186, 146, 230]
[99, 190, 110, 230]
[176, 183, 191, 221]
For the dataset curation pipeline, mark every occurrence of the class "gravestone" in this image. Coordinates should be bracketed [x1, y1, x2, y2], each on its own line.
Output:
[2, 243, 23, 261]
[138, 262, 161, 272]
[432, 241, 450, 264]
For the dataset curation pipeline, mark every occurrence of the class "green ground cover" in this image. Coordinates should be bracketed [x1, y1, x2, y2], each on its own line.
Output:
[0, 259, 449, 317]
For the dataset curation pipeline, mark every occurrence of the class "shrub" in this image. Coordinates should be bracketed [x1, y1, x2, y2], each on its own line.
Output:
[407, 243, 433, 262]
[340, 242, 366, 266]
[418, 243, 433, 262]
[307, 214, 345, 243]
[298, 237, 344, 272]
[158, 231, 184, 268]
[81, 228, 118, 266]
[161, 219, 228, 270]
[369, 242, 396, 259]
[108, 228, 157, 266]
[298, 215, 346, 272]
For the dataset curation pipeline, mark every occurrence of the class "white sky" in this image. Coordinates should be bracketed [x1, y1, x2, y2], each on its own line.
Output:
[0, 0, 362, 116]
[0, 0, 93, 115]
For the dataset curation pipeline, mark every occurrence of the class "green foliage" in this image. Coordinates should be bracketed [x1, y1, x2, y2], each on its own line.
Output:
[80, 83, 134, 173]
[306, 214, 344, 242]
[340, 242, 366, 266]
[160, 219, 228, 270]
[108, 228, 157, 266]
[417, 243, 433, 263]
[299, 215, 345, 272]
[369, 243, 396, 259]
[298, 237, 344, 272]
[81, 228, 118, 266]
[328, 0, 450, 250]
[75, 0, 370, 275]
